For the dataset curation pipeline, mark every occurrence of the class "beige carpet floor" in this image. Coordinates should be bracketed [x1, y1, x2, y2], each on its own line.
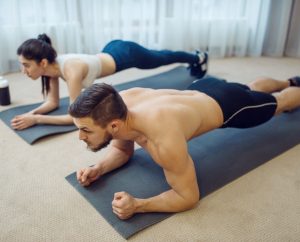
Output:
[0, 57, 300, 242]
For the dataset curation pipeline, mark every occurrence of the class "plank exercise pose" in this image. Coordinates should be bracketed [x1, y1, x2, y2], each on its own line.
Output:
[12, 34, 208, 130]
[69, 75, 300, 219]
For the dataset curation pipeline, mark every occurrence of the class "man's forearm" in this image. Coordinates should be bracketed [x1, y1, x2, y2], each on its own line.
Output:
[95, 146, 132, 176]
[134, 189, 199, 213]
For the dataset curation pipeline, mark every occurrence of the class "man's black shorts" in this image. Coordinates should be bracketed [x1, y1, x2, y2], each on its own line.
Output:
[187, 77, 278, 128]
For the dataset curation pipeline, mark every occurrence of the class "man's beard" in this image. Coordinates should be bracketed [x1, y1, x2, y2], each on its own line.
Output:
[86, 132, 113, 152]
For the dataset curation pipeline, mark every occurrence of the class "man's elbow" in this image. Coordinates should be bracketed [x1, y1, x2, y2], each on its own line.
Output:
[181, 190, 200, 211]
[117, 147, 133, 160]
[126, 149, 134, 159]
[186, 195, 200, 210]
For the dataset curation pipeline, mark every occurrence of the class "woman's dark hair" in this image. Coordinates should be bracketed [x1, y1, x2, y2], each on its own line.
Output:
[17, 33, 57, 96]
[69, 83, 128, 128]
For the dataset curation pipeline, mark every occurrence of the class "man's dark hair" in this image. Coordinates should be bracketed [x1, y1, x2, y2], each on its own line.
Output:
[69, 83, 128, 128]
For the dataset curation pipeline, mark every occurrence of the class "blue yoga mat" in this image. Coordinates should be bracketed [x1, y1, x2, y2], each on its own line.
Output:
[66, 108, 300, 239]
[0, 66, 196, 144]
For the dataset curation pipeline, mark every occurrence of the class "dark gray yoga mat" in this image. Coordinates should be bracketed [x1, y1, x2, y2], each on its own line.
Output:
[0, 66, 196, 144]
[0, 97, 77, 144]
[66, 108, 300, 239]
[113, 65, 196, 92]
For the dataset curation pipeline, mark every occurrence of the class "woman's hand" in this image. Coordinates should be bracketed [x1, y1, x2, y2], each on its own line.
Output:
[11, 113, 38, 130]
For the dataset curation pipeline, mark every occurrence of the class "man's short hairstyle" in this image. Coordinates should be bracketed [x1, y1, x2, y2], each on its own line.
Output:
[69, 83, 128, 128]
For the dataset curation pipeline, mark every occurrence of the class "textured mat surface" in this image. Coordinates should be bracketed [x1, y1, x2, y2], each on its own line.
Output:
[0, 97, 76, 144]
[66, 108, 300, 239]
[0, 66, 196, 144]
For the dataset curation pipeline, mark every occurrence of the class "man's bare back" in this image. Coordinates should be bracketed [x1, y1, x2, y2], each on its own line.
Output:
[120, 87, 224, 146]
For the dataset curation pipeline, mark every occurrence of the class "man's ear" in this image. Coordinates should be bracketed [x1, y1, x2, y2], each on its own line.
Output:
[108, 120, 120, 134]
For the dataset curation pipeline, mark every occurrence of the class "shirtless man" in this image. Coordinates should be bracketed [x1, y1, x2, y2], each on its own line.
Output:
[69, 76, 300, 220]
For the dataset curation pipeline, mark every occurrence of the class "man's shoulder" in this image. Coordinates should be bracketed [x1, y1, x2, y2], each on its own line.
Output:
[120, 87, 152, 96]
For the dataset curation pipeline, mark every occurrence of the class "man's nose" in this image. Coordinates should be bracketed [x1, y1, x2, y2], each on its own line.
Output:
[79, 130, 86, 140]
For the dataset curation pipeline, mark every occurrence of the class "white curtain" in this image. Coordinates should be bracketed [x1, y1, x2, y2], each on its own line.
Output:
[0, 0, 83, 74]
[285, 0, 300, 57]
[0, 0, 298, 75]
